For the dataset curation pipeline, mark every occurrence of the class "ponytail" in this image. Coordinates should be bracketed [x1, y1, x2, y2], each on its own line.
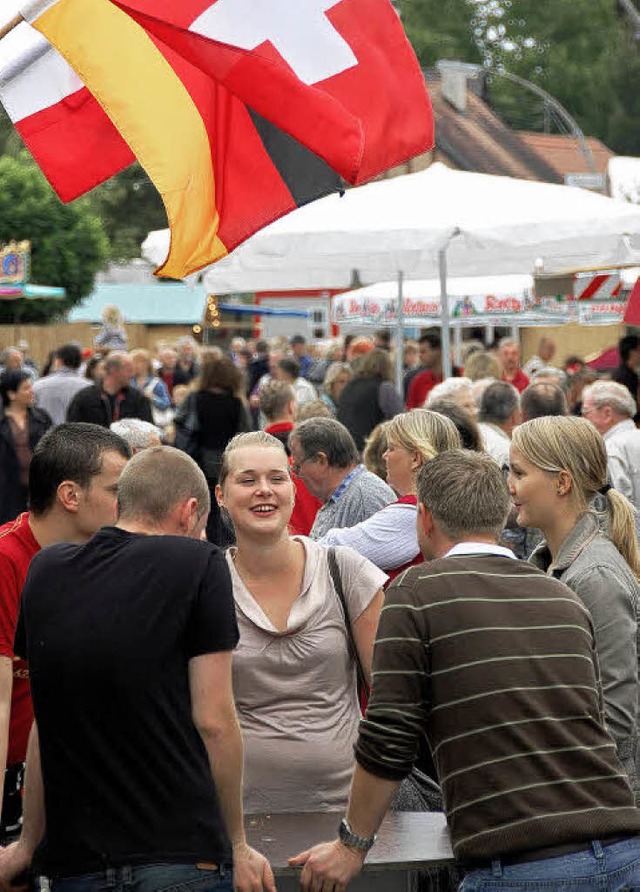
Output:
[604, 489, 640, 579]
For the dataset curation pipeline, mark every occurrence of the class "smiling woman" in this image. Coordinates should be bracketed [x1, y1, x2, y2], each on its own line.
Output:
[215, 431, 386, 815]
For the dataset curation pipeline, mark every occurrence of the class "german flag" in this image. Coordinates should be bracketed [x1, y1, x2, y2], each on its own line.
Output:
[19, 0, 434, 279]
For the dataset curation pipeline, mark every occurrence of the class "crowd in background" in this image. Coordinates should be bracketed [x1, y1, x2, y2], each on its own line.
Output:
[2, 306, 640, 890]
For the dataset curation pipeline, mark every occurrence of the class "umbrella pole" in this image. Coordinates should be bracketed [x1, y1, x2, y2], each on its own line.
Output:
[439, 247, 452, 378]
[395, 270, 404, 395]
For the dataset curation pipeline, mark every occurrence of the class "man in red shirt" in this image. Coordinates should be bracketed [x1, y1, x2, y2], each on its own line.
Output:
[498, 337, 530, 393]
[0, 423, 130, 841]
[405, 333, 443, 410]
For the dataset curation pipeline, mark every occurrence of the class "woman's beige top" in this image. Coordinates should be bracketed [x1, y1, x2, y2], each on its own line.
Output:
[227, 536, 387, 815]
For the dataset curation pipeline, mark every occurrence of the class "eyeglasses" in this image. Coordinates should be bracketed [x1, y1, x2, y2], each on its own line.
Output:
[581, 404, 596, 417]
[292, 455, 312, 476]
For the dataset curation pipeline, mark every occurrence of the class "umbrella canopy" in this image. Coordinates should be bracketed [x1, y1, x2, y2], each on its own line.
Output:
[143, 162, 640, 293]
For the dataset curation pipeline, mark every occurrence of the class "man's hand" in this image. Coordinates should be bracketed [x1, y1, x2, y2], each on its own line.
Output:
[288, 839, 365, 891]
[0, 840, 32, 891]
[233, 841, 277, 892]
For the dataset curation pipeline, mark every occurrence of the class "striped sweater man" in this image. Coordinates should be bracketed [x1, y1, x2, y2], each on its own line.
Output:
[357, 550, 640, 862]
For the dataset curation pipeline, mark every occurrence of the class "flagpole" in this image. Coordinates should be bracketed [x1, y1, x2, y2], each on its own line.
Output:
[0, 15, 23, 41]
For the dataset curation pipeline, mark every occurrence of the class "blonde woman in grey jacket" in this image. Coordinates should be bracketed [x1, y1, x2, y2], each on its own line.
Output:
[509, 415, 640, 801]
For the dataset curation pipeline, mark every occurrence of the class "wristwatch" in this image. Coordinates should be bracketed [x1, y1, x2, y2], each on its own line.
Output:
[338, 817, 376, 852]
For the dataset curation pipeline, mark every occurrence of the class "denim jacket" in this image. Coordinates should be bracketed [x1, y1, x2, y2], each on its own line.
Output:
[530, 510, 640, 800]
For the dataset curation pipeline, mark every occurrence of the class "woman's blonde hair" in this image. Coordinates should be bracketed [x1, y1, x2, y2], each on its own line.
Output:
[101, 305, 123, 327]
[130, 348, 153, 377]
[464, 350, 501, 382]
[386, 409, 461, 465]
[218, 431, 288, 489]
[363, 421, 391, 480]
[512, 416, 640, 576]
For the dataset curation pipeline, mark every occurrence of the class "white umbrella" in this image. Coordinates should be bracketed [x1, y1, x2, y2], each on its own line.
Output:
[142, 162, 640, 377]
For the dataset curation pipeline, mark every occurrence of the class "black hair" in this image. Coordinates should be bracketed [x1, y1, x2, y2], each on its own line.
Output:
[277, 357, 301, 380]
[619, 335, 640, 364]
[0, 370, 30, 409]
[418, 332, 441, 350]
[55, 343, 82, 370]
[29, 423, 132, 516]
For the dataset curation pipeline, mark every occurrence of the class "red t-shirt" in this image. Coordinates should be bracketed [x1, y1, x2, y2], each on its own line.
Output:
[405, 370, 443, 410]
[503, 368, 530, 393]
[385, 495, 424, 584]
[264, 422, 323, 536]
[0, 513, 40, 765]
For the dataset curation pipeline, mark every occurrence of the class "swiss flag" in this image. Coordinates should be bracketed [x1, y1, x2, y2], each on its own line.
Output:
[111, 0, 434, 185]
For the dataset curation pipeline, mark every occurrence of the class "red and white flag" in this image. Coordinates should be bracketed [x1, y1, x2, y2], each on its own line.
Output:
[107, 0, 434, 185]
[0, 19, 133, 200]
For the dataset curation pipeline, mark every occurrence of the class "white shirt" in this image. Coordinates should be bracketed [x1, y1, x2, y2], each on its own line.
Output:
[318, 500, 419, 571]
[446, 542, 517, 560]
[603, 418, 640, 511]
[293, 376, 318, 406]
[478, 422, 511, 468]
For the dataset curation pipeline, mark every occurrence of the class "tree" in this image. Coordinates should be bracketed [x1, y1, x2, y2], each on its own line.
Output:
[396, 0, 482, 65]
[400, 0, 640, 156]
[1, 105, 166, 264]
[85, 164, 167, 262]
[0, 153, 109, 324]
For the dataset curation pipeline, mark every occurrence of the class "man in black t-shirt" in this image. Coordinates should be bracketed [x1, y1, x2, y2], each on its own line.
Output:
[0, 447, 275, 892]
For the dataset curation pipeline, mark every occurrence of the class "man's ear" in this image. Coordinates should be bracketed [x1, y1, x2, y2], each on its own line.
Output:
[57, 481, 80, 513]
[417, 502, 433, 537]
[315, 451, 329, 469]
[178, 497, 200, 534]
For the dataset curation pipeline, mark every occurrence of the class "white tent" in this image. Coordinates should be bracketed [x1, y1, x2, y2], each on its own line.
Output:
[142, 162, 640, 375]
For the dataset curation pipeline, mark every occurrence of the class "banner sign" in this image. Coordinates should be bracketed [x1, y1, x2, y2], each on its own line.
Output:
[0, 241, 30, 286]
[333, 281, 630, 328]
[332, 290, 572, 327]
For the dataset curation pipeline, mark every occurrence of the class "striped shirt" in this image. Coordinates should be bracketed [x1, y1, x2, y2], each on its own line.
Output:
[355, 552, 640, 862]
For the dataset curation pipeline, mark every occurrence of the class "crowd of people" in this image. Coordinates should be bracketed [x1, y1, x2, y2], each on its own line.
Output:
[0, 320, 638, 891]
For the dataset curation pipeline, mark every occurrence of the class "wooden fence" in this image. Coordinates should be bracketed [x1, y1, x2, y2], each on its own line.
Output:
[0, 323, 198, 366]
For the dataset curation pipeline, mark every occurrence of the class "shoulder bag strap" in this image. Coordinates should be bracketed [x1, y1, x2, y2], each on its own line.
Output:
[327, 547, 369, 696]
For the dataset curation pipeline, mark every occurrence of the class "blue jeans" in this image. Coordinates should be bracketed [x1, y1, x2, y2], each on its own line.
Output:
[42, 862, 233, 892]
[459, 837, 640, 890]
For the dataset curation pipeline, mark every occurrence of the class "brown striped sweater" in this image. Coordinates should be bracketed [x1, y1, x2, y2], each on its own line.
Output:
[355, 551, 640, 862]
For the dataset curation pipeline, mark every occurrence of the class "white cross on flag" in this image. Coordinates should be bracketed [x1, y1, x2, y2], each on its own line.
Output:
[108, 0, 433, 185]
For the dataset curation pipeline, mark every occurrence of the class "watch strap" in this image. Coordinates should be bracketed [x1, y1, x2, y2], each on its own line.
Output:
[338, 817, 376, 852]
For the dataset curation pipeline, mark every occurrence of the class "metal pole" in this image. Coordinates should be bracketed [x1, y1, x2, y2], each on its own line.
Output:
[395, 270, 404, 395]
[439, 249, 452, 378]
[454, 324, 462, 367]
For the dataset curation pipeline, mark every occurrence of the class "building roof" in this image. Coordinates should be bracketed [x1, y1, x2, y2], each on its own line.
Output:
[426, 78, 563, 183]
[68, 283, 207, 325]
[518, 132, 615, 177]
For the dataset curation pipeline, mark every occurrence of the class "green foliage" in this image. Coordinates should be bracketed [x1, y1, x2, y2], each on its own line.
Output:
[397, 0, 482, 65]
[400, 0, 640, 156]
[85, 164, 167, 262]
[0, 153, 109, 324]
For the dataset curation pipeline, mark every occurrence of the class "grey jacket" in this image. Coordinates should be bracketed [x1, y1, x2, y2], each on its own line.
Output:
[530, 511, 640, 798]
